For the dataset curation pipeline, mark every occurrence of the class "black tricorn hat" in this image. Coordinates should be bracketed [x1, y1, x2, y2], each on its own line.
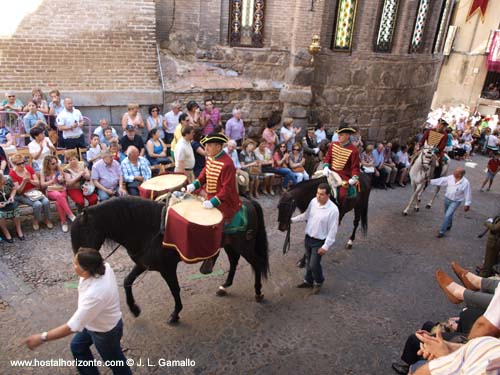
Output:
[201, 131, 229, 145]
[336, 123, 357, 134]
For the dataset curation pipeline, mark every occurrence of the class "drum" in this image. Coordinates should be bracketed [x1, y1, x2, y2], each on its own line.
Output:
[139, 173, 187, 200]
[162, 199, 223, 263]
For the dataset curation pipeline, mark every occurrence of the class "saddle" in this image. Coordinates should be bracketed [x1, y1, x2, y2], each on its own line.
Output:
[312, 170, 357, 202]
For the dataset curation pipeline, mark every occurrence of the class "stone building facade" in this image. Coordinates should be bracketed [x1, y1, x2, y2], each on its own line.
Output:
[0, 0, 450, 141]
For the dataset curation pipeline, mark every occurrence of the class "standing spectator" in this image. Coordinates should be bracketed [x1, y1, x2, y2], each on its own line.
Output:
[262, 120, 278, 152]
[431, 167, 472, 238]
[191, 128, 206, 178]
[289, 142, 309, 183]
[146, 105, 166, 141]
[200, 98, 221, 136]
[0, 91, 23, 112]
[0, 173, 24, 242]
[9, 153, 52, 231]
[92, 151, 127, 201]
[120, 146, 151, 196]
[224, 139, 249, 195]
[119, 125, 145, 156]
[396, 145, 411, 187]
[40, 155, 76, 233]
[302, 127, 321, 176]
[93, 119, 117, 144]
[56, 98, 86, 149]
[480, 151, 500, 192]
[87, 134, 103, 167]
[254, 139, 276, 196]
[273, 142, 298, 191]
[23, 100, 47, 135]
[280, 117, 301, 152]
[22, 248, 132, 375]
[185, 100, 201, 127]
[164, 101, 182, 145]
[25, 88, 48, 114]
[28, 127, 56, 173]
[486, 130, 499, 152]
[174, 125, 195, 182]
[239, 139, 261, 199]
[170, 113, 189, 154]
[225, 107, 245, 147]
[291, 183, 339, 294]
[314, 123, 327, 144]
[63, 150, 98, 211]
[48, 89, 64, 117]
[479, 214, 500, 277]
[121, 103, 145, 140]
[145, 128, 170, 166]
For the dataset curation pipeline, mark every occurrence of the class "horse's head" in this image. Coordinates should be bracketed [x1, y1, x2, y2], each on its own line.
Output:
[277, 192, 296, 232]
[421, 142, 435, 166]
[71, 209, 105, 254]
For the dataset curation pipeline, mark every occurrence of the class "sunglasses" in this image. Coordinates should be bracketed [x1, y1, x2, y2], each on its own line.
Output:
[280, 145, 286, 148]
[8, 95, 15, 98]
[293, 148, 300, 151]
[50, 162, 58, 166]
[15, 162, 25, 166]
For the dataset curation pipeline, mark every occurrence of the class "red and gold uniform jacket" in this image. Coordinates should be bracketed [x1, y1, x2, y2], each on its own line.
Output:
[420, 129, 447, 157]
[323, 141, 361, 182]
[193, 150, 241, 223]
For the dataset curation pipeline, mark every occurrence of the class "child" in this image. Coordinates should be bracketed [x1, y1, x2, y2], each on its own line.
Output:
[480, 152, 500, 192]
[86, 134, 102, 169]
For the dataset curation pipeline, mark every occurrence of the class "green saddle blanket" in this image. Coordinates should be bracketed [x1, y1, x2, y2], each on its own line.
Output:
[223, 205, 248, 234]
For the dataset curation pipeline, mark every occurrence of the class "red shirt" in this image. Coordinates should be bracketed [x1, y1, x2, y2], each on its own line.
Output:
[9, 165, 37, 194]
[488, 158, 500, 173]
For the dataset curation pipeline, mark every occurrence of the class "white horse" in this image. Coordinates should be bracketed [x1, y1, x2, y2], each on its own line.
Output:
[424, 155, 449, 209]
[403, 143, 435, 215]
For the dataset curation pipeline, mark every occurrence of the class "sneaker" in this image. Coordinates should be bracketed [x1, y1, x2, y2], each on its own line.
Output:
[486, 188, 491, 191]
[296, 282, 313, 289]
[46, 221, 54, 229]
[480, 188, 485, 192]
[62, 224, 69, 233]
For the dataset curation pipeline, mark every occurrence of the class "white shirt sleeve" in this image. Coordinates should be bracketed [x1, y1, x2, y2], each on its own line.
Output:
[430, 176, 449, 187]
[463, 180, 472, 206]
[67, 296, 105, 332]
[484, 284, 500, 330]
[291, 202, 311, 223]
[323, 207, 339, 251]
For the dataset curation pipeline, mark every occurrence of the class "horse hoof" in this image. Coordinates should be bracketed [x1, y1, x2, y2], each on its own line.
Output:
[345, 243, 352, 249]
[130, 304, 141, 317]
[216, 287, 227, 297]
[167, 315, 180, 325]
[255, 294, 264, 303]
[402, 212, 408, 216]
[414, 207, 419, 212]
[425, 204, 431, 209]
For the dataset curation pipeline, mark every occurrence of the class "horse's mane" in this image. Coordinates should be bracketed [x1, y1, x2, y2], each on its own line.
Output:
[288, 177, 325, 212]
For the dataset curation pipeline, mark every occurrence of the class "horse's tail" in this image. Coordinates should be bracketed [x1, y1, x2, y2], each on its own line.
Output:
[360, 174, 370, 235]
[252, 200, 269, 279]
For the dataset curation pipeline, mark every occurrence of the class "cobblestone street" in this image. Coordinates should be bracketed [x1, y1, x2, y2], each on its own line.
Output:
[1, 156, 498, 374]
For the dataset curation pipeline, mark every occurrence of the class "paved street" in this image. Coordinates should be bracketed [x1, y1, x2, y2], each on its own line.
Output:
[1, 155, 498, 374]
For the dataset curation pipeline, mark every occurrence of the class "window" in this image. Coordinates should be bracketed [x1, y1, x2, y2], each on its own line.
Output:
[409, 0, 430, 53]
[433, 0, 454, 54]
[374, 0, 400, 52]
[331, 0, 358, 51]
[229, 0, 265, 47]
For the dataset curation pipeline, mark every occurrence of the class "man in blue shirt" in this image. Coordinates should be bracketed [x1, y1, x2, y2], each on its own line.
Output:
[120, 145, 151, 196]
[372, 143, 388, 189]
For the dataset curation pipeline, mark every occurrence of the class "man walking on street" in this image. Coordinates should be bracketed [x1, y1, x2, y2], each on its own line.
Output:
[291, 183, 339, 294]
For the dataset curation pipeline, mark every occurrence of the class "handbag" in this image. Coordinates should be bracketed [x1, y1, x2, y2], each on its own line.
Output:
[47, 185, 65, 192]
[291, 166, 305, 173]
[249, 165, 261, 175]
[24, 189, 45, 201]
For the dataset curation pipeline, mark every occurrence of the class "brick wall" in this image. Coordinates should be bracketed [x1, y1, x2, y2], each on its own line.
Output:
[0, 0, 160, 92]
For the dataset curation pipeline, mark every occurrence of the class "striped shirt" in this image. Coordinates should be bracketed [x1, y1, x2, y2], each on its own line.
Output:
[120, 156, 151, 183]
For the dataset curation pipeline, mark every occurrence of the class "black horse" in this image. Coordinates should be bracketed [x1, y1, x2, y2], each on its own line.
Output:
[277, 174, 371, 251]
[71, 196, 269, 324]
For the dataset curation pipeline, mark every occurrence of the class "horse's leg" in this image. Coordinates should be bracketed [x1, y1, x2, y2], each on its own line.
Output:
[414, 183, 427, 212]
[426, 186, 440, 209]
[124, 265, 147, 317]
[403, 183, 418, 215]
[216, 246, 240, 297]
[160, 266, 183, 324]
[346, 208, 360, 249]
[254, 268, 264, 303]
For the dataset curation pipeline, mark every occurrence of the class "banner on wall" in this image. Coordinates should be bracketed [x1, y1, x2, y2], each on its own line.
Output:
[487, 30, 500, 72]
[466, 0, 489, 22]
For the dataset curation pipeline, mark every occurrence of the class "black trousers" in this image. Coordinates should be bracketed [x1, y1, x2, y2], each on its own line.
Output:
[63, 134, 86, 149]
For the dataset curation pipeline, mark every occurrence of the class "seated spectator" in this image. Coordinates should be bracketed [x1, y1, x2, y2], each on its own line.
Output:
[191, 128, 206, 178]
[486, 130, 499, 152]
[174, 125, 195, 182]
[289, 142, 309, 183]
[24, 88, 48, 114]
[100, 127, 117, 149]
[109, 141, 125, 163]
[23, 100, 47, 136]
[120, 146, 151, 196]
[91, 151, 126, 201]
[239, 139, 261, 198]
[0, 91, 23, 112]
[302, 127, 321, 176]
[63, 150, 98, 211]
[273, 142, 298, 191]
[0, 121, 14, 149]
[0, 173, 24, 242]
[170, 113, 189, 155]
[9, 153, 52, 231]
[315, 122, 327, 144]
[164, 100, 182, 145]
[200, 98, 221, 136]
[87, 134, 102, 167]
[0, 147, 9, 175]
[225, 107, 245, 147]
[254, 139, 275, 196]
[48, 89, 64, 117]
[121, 103, 145, 140]
[224, 139, 249, 196]
[56, 98, 86, 149]
[360, 144, 376, 180]
[146, 128, 171, 166]
[120, 125, 145, 156]
[40, 155, 76, 233]
[461, 130, 473, 161]
[396, 145, 411, 187]
[146, 105, 166, 141]
[93, 119, 117, 144]
[185, 100, 201, 127]
[280, 117, 301, 152]
[383, 142, 397, 188]
[373, 143, 389, 189]
[28, 127, 56, 173]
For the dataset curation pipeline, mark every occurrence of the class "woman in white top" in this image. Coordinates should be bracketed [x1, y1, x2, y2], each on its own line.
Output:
[28, 126, 56, 173]
[23, 248, 132, 375]
[146, 104, 166, 140]
[280, 117, 301, 153]
[314, 123, 327, 144]
[121, 102, 145, 139]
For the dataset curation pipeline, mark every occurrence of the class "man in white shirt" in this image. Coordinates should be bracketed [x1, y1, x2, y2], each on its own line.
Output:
[93, 118, 118, 143]
[23, 248, 132, 375]
[430, 167, 472, 238]
[164, 100, 182, 145]
[56, 97, 86, 149]
[291, 183, 339, 294]
[174, 125, 195, 182]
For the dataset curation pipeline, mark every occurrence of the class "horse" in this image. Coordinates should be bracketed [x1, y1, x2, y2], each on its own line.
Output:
[402, 143, 446, 215]
[277, 173, 371, 251]
[71, 196, 269, 324]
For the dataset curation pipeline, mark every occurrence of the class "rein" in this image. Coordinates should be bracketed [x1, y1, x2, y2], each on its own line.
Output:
[104, 243, 121, 260]
[282, 224, 291, 254]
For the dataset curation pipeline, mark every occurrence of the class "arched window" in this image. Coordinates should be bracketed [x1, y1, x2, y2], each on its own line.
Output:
[409, 0, 430, 53]
[331, 0, 359, 51]
[433, 0, 455, 54]
[374, 0, 400, 52]
[229, 0, 265, 47]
